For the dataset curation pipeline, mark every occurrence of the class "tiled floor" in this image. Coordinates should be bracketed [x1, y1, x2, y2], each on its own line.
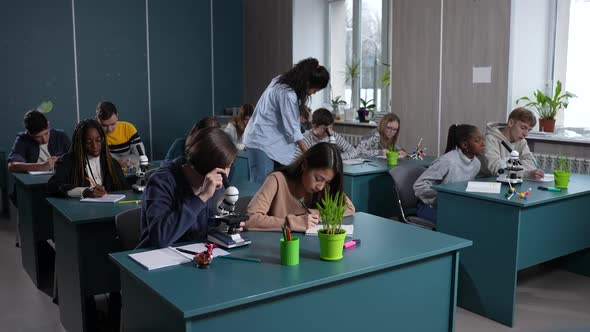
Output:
[1, 212, 589, 331]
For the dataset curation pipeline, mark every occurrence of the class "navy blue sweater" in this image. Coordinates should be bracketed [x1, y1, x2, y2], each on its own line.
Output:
[137, 158, 222, 248]
[8, 129, 70, 163]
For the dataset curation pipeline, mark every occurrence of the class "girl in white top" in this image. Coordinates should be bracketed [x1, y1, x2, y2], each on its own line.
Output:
[48, 119, 128, 198]
[224, 104, 254, 149]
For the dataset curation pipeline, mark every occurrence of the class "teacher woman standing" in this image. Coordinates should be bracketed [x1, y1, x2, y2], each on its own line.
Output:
[243, 57, 330, 183]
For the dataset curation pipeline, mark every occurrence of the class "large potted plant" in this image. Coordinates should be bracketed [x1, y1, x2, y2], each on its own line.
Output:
[516, 80, 575, 132]
[317, 191, 349, 261]
[554, 155, 571, 189]
[357, 98, 376, 123]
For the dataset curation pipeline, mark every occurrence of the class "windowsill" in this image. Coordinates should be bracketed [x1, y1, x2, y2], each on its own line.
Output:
[334, 120, 377, 127]
[527, 129, 590, 145]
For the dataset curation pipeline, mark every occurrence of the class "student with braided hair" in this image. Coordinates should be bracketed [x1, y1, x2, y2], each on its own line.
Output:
[48, 119, 128, 198]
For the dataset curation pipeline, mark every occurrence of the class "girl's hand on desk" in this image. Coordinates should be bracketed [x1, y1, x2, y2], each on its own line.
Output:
[398, 149, 408, 158]
[83, 185, 107, 198]
[292, 214, 320, 232]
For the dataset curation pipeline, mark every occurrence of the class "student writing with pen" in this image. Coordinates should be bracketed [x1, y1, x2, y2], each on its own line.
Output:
[48, 119, 128, 198]
[245, 143, 355, 232]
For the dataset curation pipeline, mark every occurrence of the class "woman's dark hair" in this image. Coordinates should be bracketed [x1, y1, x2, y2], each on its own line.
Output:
[280, 142, 343, 208]
[96, 101, 118, 121]
[378, 113, 401, 149]
[230, 104, 254, 139]
[69, 119, 124, 189]
[445, 124, 479, 153]
[311, 108, 335, 127]
[185, 127, 237, 176]
[277, 57, 330, 108]
[24, 110, 49, 134]
[187, 116, 220, 137]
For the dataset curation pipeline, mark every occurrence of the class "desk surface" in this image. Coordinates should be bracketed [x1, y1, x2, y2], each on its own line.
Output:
[12, 172, 53, 186]
[343, 156, 434, 176]
[434, 174, 590, 207]
[111, 212, 471, 318]
[47, 191, 143, 224]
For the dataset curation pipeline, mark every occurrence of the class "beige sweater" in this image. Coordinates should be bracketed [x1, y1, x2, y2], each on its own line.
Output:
[245, 172, 355, 232]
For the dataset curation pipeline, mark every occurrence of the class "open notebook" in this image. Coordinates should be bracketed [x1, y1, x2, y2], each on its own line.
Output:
[129, 243, 229, 270]
[80, 194, 126, 203]
[305, 224, 354, 237]
[27, 170, 54, 175]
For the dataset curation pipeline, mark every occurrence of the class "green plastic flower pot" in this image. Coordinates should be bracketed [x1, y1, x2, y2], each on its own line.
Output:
[553, 170, 571, 189]
[318, 229, 347, 261]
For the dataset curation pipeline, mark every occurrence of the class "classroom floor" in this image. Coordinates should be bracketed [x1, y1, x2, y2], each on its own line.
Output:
[1, 212, 589, 332]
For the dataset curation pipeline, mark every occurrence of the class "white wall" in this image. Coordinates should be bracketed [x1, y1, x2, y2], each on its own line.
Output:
[293, 0, 328, 110]
[507, 0, 554, 117]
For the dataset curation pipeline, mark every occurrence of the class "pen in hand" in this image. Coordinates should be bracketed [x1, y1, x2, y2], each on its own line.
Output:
[299, 199, 312, 214]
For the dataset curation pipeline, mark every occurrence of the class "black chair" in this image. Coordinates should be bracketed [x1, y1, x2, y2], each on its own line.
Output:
[389, 165, 436, 230]
[115, 207, 142, 251]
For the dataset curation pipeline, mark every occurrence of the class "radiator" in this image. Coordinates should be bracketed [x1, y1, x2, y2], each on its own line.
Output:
[534, 153, 590, 175]
[340, 133, 364, 147]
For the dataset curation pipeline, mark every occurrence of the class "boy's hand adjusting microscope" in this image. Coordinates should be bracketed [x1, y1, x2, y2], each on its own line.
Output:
[496, 141, 524, 184]
[207, 173, 251, 248]
[132, 145, 150, 192]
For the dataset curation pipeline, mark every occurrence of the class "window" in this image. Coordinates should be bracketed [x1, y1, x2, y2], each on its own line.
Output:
[555, 0, 590, 128]
[328, 0, 389, 112]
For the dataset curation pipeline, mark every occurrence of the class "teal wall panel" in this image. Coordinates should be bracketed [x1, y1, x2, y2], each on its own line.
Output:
[149, 0, 212, 159]
[213, 0, 244, 113]
[0, 0, 77, 147]
[75, 0, 150, 154]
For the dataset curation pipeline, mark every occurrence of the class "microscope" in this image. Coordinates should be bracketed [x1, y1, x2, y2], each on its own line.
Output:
[207, 174, 251, 248]
[132, 145, 149, 192]
[496, 141, 524, 184]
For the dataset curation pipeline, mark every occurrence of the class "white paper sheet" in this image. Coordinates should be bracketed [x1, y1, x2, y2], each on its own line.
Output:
[80, 194, 126, 203]
[465, 181, 501, 194]
[305, 224, 354, 237]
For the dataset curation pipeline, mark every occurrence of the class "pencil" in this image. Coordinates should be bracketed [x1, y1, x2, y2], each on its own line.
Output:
[299, 199, 312, 214]
[117, 199, 142, 204]
[85, 176, 97, 187]
[217, 255, 262, 263]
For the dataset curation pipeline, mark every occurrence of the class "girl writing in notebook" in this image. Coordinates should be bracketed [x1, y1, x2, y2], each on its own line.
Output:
[245, 142, 355, 232]
[48, 119, 128, 198]
[137, 127, 243, 248]
[413, 124, 485, 224]
[357, 113, 407, 158]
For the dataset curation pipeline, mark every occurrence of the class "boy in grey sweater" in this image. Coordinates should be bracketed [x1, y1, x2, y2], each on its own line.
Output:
[479, 107, 544, 179]
[294, 108, 358, 160]
[413, 124, 485, 223]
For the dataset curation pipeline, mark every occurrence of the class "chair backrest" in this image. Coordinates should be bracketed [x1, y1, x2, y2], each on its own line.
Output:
[389, 165, 427, 211]
[115, 207, 142, 251]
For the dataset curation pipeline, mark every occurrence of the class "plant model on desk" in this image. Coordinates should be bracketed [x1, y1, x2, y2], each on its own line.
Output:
[553, 155, 571, 189]
[317, 191, 348, 261]
[409, 138, 426, 160]
[516, 80, 576, 133]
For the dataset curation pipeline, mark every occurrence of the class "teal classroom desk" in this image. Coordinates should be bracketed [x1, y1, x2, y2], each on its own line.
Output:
[344, 156, 433, 218]
[47, 179, 260, 332]
[110, 212, 471, 332]
[48, 191, 143, 332]
[435, 175, 590, 327]
[13, 172, 55, 290]
[0, 147, 9, 218]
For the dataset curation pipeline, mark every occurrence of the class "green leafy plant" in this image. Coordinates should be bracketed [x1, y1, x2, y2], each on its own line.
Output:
[37, 100, 53, 113]
[388, 144, 395, 152]
[317, 191, 348, 235]
[380, 63, 391, 87]
[330, 96, 347, 111]
[360, 98, 376, 110]
[516, 80, 576, 120]
[556, 155, 570, 173]
[344, 62, 360, 83]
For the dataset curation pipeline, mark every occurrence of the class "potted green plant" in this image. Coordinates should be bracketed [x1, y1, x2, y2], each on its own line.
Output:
[516, 80, 575, 132]
[553, 155, 571, 189]
[357, 98, 376, 123]
[330, 96, 347, 120]
[317, 191, 349, 261]
[345, 62, 361, 110]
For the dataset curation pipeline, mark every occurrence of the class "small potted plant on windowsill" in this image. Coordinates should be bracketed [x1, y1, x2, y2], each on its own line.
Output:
[330, 96, 347, 121]
[516, 80, 575, 133]
[553, 155, 571, 189]
[357, 98, 376, 123]
[317, 191, 349, 261]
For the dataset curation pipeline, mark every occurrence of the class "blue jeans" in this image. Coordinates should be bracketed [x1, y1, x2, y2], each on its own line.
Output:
[416, 200, 437, 224]
[247, 148, 275, 184]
